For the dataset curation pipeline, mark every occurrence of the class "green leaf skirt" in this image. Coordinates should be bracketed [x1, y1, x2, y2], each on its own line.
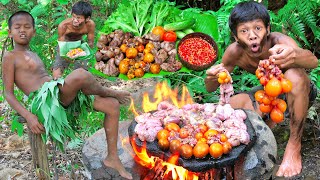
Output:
[29, 78, 94, 150]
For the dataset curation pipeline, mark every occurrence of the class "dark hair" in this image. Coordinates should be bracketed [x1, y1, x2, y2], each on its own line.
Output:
[72, 1, 92, 19]
[8, 11, 35, 29]
[229, 1, 270, 37]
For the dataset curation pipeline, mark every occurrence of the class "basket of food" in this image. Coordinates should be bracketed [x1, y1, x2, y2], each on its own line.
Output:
[177, 32, 218, 71]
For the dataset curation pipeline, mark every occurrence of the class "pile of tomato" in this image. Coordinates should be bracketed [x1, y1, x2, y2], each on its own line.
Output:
[217, 71, 231, 84]
[254, 58, 292, 123]
[119, 42, 161, 79]
[156, 122, 232, 159]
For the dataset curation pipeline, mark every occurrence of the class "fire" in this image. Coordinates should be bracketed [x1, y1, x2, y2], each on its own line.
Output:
[130, 81, 194, 114]
[131, 136, 199, 180]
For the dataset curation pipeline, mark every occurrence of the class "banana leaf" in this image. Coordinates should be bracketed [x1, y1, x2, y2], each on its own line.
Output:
[58, 40, 92, 61]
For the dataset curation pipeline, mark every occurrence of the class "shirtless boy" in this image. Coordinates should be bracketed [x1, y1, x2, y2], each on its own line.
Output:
[53, 1, 95, 79]
[205, 1, 318, 178]
[2, 11, 132, 179]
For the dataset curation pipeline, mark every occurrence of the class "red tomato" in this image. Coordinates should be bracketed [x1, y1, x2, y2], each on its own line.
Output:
[163, 31, 177, 42]
[179, 144, 193, 159]
[193, 143, 209, 159]
[165, 123, 180, 132]
[179, 128, 189, 139]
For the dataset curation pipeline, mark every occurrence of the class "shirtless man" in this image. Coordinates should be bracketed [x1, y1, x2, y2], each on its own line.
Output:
[3, 11, 132, 179]
[53, 1, 95, 79]
[205, 1, 318, 178]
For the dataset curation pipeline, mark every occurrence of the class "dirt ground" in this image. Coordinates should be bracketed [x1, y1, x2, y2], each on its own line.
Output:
[0, 77, 319, 180]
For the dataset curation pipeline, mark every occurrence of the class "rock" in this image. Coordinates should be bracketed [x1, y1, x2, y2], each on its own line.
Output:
[234, 110, 277, 179]
[0, 168, 26, 180]
[4, 134, 29, 150]
[82, 121, 141, 180]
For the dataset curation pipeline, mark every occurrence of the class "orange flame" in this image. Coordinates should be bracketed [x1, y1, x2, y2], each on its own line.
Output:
[131, 81, 193, 114]
[130, 136, 199, 180]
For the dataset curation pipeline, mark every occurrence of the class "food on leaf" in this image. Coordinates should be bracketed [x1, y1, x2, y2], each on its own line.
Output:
[134, 68, 145, 78]
[66, 48, 86, 59]
[119, 60, 130, 74]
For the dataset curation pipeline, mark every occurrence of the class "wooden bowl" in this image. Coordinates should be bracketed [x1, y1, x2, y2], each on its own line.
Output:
[177, 32, 218, 71]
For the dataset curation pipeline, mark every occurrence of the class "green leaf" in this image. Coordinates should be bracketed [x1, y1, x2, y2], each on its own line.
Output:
[11, 118, 24, 136]
[57, 0, 68, 5]
[0, 0, 10, 5]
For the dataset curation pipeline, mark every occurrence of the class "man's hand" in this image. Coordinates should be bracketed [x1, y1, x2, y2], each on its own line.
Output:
[53, 68, 62, 80]
[26, 113, 44, 134]
[269, 44, 296, 69]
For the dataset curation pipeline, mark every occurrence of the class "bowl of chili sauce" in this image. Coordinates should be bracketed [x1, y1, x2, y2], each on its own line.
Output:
[177, 32, 218, 71]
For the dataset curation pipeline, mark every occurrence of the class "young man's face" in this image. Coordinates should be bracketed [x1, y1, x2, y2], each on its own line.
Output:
[8, 15, 35, 45]
[234, 19, 269, 56]
[71, 13, 88, 28]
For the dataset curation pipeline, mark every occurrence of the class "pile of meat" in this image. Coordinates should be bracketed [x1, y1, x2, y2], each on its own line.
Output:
[94, 29, 182, 77]
[134, 101, 250, 147]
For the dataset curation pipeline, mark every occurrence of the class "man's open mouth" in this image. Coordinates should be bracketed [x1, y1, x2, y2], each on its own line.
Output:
[20, 34, 26, 38]
[250, 43, 260, 53]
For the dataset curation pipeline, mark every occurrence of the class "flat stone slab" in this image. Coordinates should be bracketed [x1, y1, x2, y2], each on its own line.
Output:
[82, 110, 277, 180]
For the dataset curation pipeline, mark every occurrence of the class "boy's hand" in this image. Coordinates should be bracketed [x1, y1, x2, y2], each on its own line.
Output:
[206, 63, 225, 78]
[26, 114, 45, 134]
[269, 44, 296, 69]
[53, 68, 62, 80]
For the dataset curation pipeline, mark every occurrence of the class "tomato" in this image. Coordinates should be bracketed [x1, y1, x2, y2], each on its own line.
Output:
[265, 78, 282, 97]
[163, 31, 177, 42]
[224, 76, 231, 83]
[179, 144, 193, 159]
[198, 124, 208, 134]
[157, 129, 170, 140]
[179, 128, 189, 139]
[136, 44, 144, 53]
[198, 137, 207, 144]
[262, 95, 271, 105]
[220, 134, 228, 143]
[126, 48, 138, 59]
[255, 69, 263, 79]
[193, 143, 209, 159]
[120, 44, 128, 53]
[194, 132, 204, 140]
[259, 103, 272, 113]
[118, 60, 129, 74]
[218, 78, 224, 84]
[170, 139, 181, 153]
[259, 76, 269, 86]
[145, 43, 154, 50]
[165, 123, 180, 132]
[143, 53, 154, 63]
[281, 78, 292, 93]
[222, 142, 232, 154]
[139, 61, 147, 68]
[270, 107, 284, 123]
[158, 138, 170, 151]
[150, 63, 161, 74]
[143, 48, 150, 54]
[209, 143, 223, 159]
[276, 99, 287, 113]
[134, 68, 144, 78]
[254, 90, 265, 103]
[152, 26, 165, 41]
[204, 129, 218, 139]
[218, 72, 227, 80]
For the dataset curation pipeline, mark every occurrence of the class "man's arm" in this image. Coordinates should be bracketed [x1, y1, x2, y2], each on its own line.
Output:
[87, 20, 95, 48]
[2, 53, 44, 134]
[57, 22, 67, 41]
[269, 32, 318, 69]
[205, 44, 237, 92]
